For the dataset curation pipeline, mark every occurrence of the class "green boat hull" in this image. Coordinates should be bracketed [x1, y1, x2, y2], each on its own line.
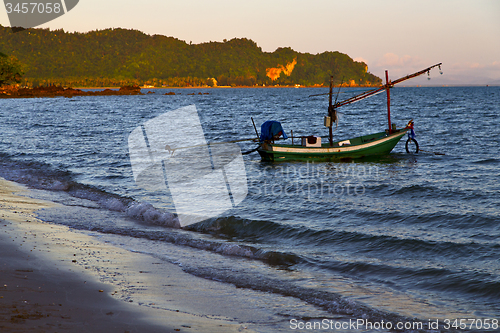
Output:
[258, 129, 408, 162]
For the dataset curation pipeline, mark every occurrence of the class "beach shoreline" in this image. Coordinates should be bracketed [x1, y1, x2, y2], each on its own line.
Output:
[0, 178, 255, 332]
[0, 227, 173, 333]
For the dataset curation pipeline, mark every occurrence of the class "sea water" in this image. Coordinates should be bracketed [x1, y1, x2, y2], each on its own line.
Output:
[1, 86, 499, 332]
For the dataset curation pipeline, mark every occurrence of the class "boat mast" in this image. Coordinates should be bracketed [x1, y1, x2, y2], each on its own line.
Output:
[328, 76, 333, 146]
[314, 63, 441, 144]
[385, 70, 392, 134]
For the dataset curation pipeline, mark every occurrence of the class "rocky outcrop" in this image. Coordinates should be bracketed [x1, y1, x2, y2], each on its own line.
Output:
[0, 85, 144, 98]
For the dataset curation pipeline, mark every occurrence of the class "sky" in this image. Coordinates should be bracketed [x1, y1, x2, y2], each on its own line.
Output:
[1, 0, 499, 85]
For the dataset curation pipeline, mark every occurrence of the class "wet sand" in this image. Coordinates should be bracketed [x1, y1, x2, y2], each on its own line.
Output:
[0, 178, 254, 332]
[0, 230, 173, 333]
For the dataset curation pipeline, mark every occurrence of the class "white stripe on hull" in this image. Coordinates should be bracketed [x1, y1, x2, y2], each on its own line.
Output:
[265, 130, 407, 154]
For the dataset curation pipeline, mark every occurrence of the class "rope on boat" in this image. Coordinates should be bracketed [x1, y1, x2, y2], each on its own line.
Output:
[405, 138, 445, 155]
[165, 137, 262, 157]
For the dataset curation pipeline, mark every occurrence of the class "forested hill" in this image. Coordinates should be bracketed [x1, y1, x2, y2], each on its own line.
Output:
[0, 26, 381, 88]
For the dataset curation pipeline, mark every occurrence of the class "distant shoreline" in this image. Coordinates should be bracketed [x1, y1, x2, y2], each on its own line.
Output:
[0, 85, 144, 98]
[73, 84, 500, 89]
[74, 85, 330, 89]
[2, 84, 497, 99]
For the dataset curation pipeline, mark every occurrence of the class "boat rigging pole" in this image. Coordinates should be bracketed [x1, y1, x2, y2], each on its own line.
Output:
[332, 63, 442, 110]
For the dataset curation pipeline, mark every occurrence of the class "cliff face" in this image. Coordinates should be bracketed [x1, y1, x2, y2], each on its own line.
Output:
[0, 26, 382, 87]
[266, 58, 297, 81]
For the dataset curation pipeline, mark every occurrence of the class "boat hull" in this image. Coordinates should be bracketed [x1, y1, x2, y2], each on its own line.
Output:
[258, 130, 408, 162]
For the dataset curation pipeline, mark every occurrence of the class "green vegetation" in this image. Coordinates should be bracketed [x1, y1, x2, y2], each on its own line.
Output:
[0, 25, 381, 88]
[0, 51, 23, 86]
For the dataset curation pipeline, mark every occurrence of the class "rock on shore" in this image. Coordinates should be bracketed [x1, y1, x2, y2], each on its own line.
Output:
[0, 85, 144, 98]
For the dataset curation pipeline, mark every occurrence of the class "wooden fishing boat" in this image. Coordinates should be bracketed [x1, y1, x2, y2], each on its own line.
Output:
[257, 63, 442, 162]
[258, 130, 409, 162]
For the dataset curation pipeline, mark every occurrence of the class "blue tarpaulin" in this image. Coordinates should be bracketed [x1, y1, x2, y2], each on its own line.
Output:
[260, 120, 288, 142]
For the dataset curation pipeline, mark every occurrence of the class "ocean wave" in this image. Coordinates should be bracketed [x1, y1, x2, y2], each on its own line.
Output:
[77, 222, 302, 267]
[1, 153, 494, 266]
[384, 183, 488, 201]
[179, 264, 435, 331]
[307, 256, 500, 303]
[473, 158, 500, 165]
[0, 155, 308, 266]
[185, 214, 499, 261]
[0, 154, 179, 228]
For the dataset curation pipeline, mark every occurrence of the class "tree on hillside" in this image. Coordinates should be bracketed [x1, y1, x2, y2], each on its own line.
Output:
[0, 26, 381, 87]
[0, 52, 23, 86]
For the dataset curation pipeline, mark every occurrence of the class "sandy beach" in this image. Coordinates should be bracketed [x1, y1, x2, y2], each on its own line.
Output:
[0, 178, 257, 332]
